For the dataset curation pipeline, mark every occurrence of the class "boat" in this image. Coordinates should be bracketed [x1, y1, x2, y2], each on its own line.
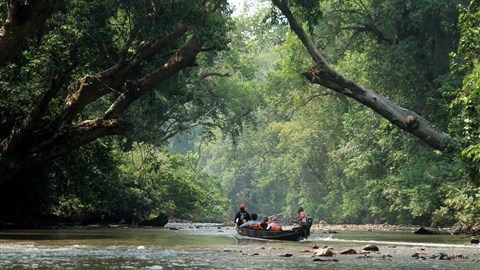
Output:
[236, 226, 308, 241]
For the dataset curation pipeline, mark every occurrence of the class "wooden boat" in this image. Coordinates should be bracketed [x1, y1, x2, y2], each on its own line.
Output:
[236, 226, 307, 241]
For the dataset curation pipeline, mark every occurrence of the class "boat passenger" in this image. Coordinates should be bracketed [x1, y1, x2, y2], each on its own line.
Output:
[240, 213, 261, 229]
[266, 216, 282, 231]
[260, 216, 269, 230]
[234, 204, 251, 226]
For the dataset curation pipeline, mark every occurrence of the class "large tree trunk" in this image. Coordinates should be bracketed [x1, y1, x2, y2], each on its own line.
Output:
[271, 0, 451, 151]
[0, 0, 66, 64]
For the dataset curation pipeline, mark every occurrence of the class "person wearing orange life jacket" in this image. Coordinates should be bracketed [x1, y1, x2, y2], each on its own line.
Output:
[260, 216, 269, 230]
[266, 216, 282, 231]
[240, 213, 261, 229]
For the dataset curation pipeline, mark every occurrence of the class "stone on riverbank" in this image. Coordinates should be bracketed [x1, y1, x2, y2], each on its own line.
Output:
[362, 244, 379, 252]
[339, 249, 357, 255]
[316, 248, 334, 256]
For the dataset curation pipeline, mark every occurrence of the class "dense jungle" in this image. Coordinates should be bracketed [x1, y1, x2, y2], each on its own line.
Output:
[0, 0, 478, 230]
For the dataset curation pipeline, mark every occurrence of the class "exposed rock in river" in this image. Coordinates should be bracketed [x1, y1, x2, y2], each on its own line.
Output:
[362, 244, 379, 252]
[316, 248, 334, 256]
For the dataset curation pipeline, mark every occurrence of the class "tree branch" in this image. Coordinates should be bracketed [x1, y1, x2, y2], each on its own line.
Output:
[54, 23, 189, 129]
[271, 0, 451, 150]
[271, 0, 326, 65]
[103, 36, 204, 119]
[29, 118, 134, 166]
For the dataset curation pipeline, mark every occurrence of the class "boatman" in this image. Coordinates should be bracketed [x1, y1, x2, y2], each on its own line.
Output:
[293, 207, 312, 237]
[234, 204, 251, 226]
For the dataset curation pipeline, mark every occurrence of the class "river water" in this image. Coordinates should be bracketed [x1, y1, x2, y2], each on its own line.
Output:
[1, 223, 479, 269]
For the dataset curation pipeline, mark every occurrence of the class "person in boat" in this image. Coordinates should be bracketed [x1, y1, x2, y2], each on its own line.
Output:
[266, 216, 282, 231]
[293, 207, 312, 237]
[234, 203, 251, 226]
[240, 213, 261, 229]
[260, 216, 269, 230]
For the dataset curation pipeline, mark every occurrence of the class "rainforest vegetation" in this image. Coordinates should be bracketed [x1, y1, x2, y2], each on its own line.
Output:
[0, 0, 478, 229]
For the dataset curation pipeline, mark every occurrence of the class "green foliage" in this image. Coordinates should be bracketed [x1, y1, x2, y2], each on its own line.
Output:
[200, 0, 479, 229]
[44, 140, 125, 220]
[449, 0, 480, 170]
[434, 182, 480, 227]
[45, 141, 229, 222]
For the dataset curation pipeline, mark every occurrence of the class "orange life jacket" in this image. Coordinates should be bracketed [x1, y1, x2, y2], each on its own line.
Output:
[268, 224, 282, 231]
[248, 223, 262, 230]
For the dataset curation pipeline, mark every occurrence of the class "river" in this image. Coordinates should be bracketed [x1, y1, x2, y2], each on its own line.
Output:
[1, 223, 479, 269]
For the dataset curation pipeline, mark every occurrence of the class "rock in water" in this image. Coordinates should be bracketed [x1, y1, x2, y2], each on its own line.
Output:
[471, 237, 479, 244]
[316, 248, 334, 256]
[313, 258, 338, 262]
[138, 213, 168, 227]
[414, 226, 433, 234]
[339, 249, 357, 255]
[362, 244, 379, 252]
[278, 253, 293, 257]
[414, 226, 443, 234]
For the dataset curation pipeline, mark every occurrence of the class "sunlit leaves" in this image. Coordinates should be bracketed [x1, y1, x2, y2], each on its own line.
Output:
[449, 0, 480, 172]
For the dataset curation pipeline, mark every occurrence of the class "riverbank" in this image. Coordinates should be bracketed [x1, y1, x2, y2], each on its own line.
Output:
[2, 217, 478, 236]
[312, 224, 436, 232]
[310, 223, 479, 236]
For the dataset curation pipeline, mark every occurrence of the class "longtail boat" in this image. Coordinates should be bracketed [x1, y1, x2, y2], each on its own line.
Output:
[236, 226, 308, 241]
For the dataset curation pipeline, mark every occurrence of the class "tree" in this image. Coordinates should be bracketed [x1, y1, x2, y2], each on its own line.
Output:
[271, 0, 451, 151]
[0, 0, 66, 64]
[0, 0, 241, 185]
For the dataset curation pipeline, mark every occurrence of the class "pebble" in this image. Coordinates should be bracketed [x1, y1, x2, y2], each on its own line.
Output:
[278, 253, 293, 257]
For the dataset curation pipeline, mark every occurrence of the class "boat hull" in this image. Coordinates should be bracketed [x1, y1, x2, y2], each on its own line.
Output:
[236, 226, 307, 241]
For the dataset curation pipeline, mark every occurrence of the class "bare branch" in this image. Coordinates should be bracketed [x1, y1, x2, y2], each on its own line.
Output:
[118, 23, 139, 64]
[271, 0, 326, 65]
[271, 0, 451, 150]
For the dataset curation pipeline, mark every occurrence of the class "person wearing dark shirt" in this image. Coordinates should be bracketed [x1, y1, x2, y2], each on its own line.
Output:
[260, 216, 269, 230]
[234, 203, 251, 226]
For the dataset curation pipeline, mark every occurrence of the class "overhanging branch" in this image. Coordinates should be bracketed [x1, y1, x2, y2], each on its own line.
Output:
[271, 0, 451, 151]
[103, 36, 204, 119]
